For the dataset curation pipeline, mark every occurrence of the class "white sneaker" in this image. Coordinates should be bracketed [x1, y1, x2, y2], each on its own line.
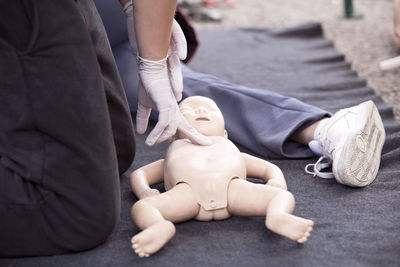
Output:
[306, 100, 386, 187]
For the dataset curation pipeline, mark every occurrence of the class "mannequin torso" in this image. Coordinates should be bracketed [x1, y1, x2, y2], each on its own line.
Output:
[164, 136, 246, 220]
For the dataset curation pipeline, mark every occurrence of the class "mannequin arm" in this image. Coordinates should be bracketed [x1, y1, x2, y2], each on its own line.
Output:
[241, 153, 287, 190]
[130, 159, 165, 199]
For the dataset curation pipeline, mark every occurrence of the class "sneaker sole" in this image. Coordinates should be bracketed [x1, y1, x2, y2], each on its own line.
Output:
[333, 101, 386, 187]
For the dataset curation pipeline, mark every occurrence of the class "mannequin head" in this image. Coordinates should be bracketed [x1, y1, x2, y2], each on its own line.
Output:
[177, 96, 227, 139]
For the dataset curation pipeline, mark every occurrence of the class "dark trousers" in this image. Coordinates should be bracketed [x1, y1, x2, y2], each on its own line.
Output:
[0, 0, 135, 257]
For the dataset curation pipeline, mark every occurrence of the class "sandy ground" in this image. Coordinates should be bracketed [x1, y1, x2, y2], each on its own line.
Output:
[182, 0, 400, 120]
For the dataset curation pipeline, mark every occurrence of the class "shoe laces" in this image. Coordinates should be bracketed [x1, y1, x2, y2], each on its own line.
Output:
[305, 156, 335, 179]
[319, 137, 335, 158]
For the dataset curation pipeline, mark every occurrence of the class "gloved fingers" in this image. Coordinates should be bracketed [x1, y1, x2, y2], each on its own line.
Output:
[137, 80, 157, 110]
[145, 107, 180, 146]
[144, 107, 170, 146]
[136, 103, 151, 134]
[153, 124, 177, 145]
[177, 115, 212, 146]
[170, 19, 187, 60]
[168, 20, 186, 101]
[168, 53, 183, 101]
[145, 120, 170, 146]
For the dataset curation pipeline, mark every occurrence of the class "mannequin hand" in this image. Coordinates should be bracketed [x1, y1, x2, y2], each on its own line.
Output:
[138, 188, 160, 199]
[124, 1, 187, 101]
[267, 179, 287, 190]
[137, 56, 211, 146]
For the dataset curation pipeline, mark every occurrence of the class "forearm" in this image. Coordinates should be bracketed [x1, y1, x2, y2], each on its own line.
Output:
[133, 0, 177, 60]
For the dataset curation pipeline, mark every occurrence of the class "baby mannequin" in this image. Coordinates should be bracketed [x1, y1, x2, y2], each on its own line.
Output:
[130, 96, 314, 258]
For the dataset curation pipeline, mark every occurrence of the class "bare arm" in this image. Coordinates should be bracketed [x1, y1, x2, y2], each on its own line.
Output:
[130, 159, 165, 199]
[133, 0, 177, 60]
[118, 0, 176, 60]
[241, 153, 287, 190]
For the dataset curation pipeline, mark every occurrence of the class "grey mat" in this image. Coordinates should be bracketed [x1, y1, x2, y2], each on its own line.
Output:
[2, 24, 400, 267]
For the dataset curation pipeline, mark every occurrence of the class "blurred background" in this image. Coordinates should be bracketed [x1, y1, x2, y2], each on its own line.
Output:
[179, 0, 400, 120]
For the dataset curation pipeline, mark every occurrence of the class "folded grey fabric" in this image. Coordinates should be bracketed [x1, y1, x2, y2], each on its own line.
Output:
[2, 24, 399, 267]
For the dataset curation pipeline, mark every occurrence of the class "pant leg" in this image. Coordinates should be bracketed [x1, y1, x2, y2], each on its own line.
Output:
[116, 50, 329, 158]
[181, 66, 330, 158]
[0, 0, 134, 257]
[77, 0, 136, 173]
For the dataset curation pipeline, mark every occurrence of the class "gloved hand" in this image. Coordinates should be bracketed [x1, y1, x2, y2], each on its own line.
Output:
[136, 56, 211, 146]
[123, 1, 211, 146]
[124, 1, 185, 101]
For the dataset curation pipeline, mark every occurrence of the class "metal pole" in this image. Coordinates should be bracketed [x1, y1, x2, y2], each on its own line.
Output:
[344, 0, 353, 18]
[343, 0, 362, 19]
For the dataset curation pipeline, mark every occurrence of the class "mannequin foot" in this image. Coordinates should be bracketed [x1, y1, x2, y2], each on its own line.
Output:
[131, 220, 176, 257]
[266, 213, 314, 243]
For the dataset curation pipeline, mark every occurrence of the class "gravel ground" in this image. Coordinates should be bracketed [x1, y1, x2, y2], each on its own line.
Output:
[182, 0, 400, 120]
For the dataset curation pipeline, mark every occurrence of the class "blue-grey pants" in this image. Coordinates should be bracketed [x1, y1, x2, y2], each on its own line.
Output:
[181, 65, 330, 158]
[117, 55, 329, 158]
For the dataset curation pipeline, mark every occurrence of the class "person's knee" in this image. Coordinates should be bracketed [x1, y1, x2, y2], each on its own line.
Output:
[0, 191, 120, 257]
[63, 211, 118, 252]
[78, 193, 120, 249]
[47, 181, 121, 252]
[86, 202, 119, 246]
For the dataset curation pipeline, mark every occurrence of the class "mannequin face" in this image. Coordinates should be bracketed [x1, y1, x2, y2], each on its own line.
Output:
[178, 96, 226, 138]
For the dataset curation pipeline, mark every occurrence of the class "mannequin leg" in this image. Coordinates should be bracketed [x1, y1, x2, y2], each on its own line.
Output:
[227, 179, 313, 243]
[130, 183, 200, 257]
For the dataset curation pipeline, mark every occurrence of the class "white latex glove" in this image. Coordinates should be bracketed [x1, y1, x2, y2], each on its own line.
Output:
[124, 1, 186, 101]
[124, 1, 209, 146]
[167, 19, 187, 101]
[136, 56, 211, 146]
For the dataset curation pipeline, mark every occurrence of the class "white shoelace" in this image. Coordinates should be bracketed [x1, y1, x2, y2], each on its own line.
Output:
[304, 156, 335, 179]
